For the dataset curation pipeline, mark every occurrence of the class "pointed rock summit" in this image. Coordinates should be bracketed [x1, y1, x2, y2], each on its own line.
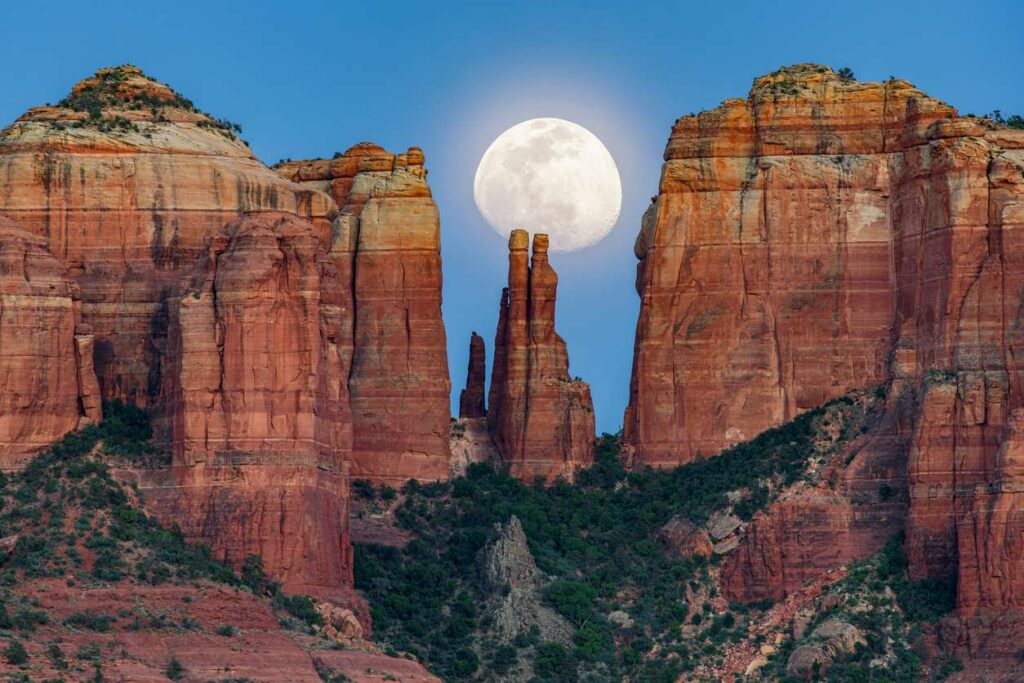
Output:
[459, 332, 487, 419]
[487, 230, 595, 482]
[478, 516, 572, 645]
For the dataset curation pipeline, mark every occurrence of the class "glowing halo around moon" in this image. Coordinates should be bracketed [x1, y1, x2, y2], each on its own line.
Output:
[473, 118, 622, 252]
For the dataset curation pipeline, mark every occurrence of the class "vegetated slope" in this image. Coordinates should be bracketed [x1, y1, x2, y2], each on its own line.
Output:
[355, 389, 963, 682]
[0, 403, 436, 683]
[757, 533, 960, 682]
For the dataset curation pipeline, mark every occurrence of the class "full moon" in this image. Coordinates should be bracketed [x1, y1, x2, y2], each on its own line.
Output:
[473, 118, 622, 252]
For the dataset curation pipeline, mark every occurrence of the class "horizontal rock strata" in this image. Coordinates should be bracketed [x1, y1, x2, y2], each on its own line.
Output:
[630, 64, 1024, 657]
[275, 144, 451, 483]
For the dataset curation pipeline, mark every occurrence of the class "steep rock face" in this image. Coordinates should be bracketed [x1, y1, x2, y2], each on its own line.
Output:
[721, 391, 909, 602]
[0, 66, 335, 407]
[628, 65, 1024, 656]
[159, 212, 350, 465]
[625, 65, 934, 466]
[487, 231, 595, 482]
[274, 145, 451, 483]
[448, 417, 500, 478]
[0, 215, 101, 468]
[459, 332, 487, 418]
[136, 213, 354, 597]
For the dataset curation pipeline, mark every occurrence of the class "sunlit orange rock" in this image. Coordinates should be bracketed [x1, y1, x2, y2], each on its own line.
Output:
[0, 65, 335, 407]
[132, 212, 355, 599]
[487, 230, 594, 482]
[624, 65, 936, 466]
[274, 145, 451, 483]
[628, 64, 1024, 656]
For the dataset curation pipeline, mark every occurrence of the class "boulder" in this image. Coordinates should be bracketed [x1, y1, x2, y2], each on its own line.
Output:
[657, 517, 713, 559]
[786, 619, 866, 679]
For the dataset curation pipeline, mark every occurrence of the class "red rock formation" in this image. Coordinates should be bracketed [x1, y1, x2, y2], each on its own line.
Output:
[657, 517, 713, 559]
[0, 215, 101, 468]
[487, 230, 594, 482]
[625, 65, 923, 466]
[459, 332, 487, 418]
[721, 392, 909, 602]
[629, 64, 1024, 656]
[274, 145, 451, 483]
[0, 68, 453, 602]
[0, 66, 335, 407]
[135, 213, 353, 597]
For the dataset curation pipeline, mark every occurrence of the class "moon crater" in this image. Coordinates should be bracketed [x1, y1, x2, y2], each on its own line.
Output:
[474, 118, 622, 252]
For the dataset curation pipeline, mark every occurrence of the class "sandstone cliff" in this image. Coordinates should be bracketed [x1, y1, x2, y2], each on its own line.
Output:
[0, 67, 456, 602]
[274, 145, 451, 484]
[0, 66, 335, 407]
[459, 331, 487, 418]
[627, 64, 1024, 658]
[0, 215, 101, 468]
[0, 66, 361, 598]
[488, 230, 594, 482]
[136, 213, 354, 597]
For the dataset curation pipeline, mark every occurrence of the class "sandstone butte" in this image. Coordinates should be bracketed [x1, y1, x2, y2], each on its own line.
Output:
[625, 64, 1024, 658]
[459, 331, 487, 418]
[0, 66, 449, 615]
[488, 230, 595, 482]
[274, 146, 452, 484]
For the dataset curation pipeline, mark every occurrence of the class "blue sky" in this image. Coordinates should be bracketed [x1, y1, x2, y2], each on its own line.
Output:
[2, 0, 1021, 433]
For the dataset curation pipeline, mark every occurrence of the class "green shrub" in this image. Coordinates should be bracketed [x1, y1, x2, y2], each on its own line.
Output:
[352, 479, 376, 499]
[11, 606, 49, 631]
[4, 639, 28, 665]
[166, 657, 184, 680]
[544, 579, 597, 626]
[64, 612, 116, 632]
[534, 642, 578, 682]
[490, 644, 516, 674]
[273, 594, 324, 627]
[46, 643, 68, 670]
[76, 642, 102, 662]
[241, 554, 273, 595]
[986, 110, 1024, 130]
